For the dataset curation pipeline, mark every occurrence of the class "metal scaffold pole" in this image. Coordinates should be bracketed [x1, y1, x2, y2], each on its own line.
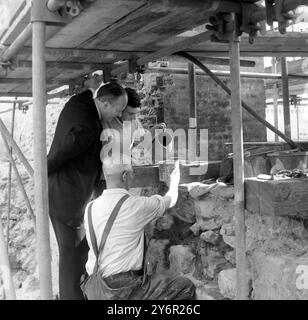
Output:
[229, 14, 248, 300]
[188, 62, 197, 129]
[32, 1, 53, 299]
[281, 57, 291, 138]
[6, 99, 17, 251]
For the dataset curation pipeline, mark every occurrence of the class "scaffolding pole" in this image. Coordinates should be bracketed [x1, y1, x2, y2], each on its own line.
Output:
[6, 99, 17, 252]
[32, 14, 53, 299]
[272, 57, 279, 142]
[188, 62, 197, 129]
[281, 57, 291, 138]
[175, 52, 305, 152]
[0, 118, 34, 177]
[229, 18, 248, 300]
[1, 134, 35, 224]
[0, 214, 16, 299]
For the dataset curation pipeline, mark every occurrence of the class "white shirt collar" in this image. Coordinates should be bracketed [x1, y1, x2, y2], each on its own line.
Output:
[92, 96, 102, 120]
[89, 88, 96, 96]
[103, 188, 130, 195]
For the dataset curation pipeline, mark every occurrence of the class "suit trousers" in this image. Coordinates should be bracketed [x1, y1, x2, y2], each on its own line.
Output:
[50, 216, 89, 300]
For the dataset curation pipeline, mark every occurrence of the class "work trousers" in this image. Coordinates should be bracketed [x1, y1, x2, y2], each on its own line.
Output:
[102, 271, 196, 300]
[51, 216, 89, 300]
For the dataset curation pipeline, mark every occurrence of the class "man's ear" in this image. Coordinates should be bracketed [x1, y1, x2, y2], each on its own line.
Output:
[122, 171, 128, 182]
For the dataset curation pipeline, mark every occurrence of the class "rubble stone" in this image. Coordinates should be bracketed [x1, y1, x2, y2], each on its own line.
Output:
[224, 250, 236, 265]
[194, 194, 233, 232]
[200, 230, 220, 244]
[218, 268, 237, 300]
[204, 248, 231, 279]
[210, 185, 234, 200]
[169, 245, 196, 275]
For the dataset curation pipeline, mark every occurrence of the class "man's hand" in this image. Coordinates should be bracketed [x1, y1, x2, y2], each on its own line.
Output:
[169, 160, 180, 187]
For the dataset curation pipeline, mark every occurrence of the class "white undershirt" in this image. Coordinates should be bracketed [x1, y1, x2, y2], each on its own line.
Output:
[84, 188, 166, 277]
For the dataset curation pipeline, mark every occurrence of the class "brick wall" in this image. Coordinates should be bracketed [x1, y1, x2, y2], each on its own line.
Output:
[122, 58, 267, 161]
[162, 74, 267, 160]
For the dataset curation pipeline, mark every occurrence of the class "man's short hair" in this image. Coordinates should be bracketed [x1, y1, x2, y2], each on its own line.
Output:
[125, 87, 141, 108]
[103, 155, 132, 176]
[96, 82, 126, 103]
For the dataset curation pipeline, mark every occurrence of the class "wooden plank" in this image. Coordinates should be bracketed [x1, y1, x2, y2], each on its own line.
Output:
[245, 178, 308, 218]
[0, 78, 68, 85]
[15, 46, 151, 62]
[245, 178, 260, 214]
[46, 0, 145, 48]
[16, 60, 108, 70]
[189, 51, 308, 57]
[111, 31, 212, 75]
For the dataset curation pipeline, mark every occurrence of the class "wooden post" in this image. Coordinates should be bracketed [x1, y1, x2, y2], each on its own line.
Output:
[188, 62, 197, 129]
[6, 99, 17, 251]
[229, 15, 248, 300]
[0, 215, 16, 299]
[32, 13, 53, 299]
[281, 57, 291, 138]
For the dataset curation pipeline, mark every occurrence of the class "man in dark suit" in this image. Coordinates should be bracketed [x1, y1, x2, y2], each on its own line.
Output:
[48, 78, 128, 300]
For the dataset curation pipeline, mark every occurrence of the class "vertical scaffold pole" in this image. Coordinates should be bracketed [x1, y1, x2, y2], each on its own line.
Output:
[32, 1, 53, 300]
[281, 57, 291, 138]
[6, 98, 17, 251]
[272, 57, 279, 142]
[0, 215, 16, 299]
[229, 13, 248, 300]
[188, 62, 197, 129]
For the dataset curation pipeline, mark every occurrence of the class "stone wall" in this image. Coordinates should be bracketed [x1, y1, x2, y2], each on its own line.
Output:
[139, 181, 308, 300]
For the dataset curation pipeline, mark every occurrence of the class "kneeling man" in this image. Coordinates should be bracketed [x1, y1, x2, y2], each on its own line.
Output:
[82, 159, 195, 300]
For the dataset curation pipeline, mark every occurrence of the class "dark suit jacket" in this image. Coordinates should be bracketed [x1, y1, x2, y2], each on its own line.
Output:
[48, 90, 103, 227]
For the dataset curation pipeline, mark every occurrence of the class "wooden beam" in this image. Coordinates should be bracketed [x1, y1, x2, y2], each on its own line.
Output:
[188, 51, 308, 57]
[148, 66, 308, 80]
[0, 92, 33, 97]
[111, 31, 212, 76]
[16, 46, 151, 60]
[189, 55, 256, 67]
[0, 78, 68, 85]
[17, 60, 108, 70]
[0, 99, 30, 104]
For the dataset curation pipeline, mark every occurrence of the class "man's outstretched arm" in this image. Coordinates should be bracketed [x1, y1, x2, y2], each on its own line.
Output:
[162, 160, 180, 209]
